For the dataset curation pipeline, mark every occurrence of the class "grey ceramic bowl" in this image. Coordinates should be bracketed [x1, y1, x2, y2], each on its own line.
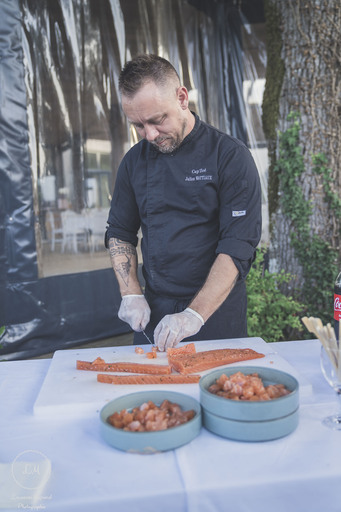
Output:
[199, 366, 299, 441]
[202, 408, 299, 442]
[100, 390, 201, 453]
[200, 366, 299, 421]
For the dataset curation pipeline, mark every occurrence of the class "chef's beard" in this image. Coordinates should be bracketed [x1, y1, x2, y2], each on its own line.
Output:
[151, 136, 181, 153]
[151, 118, 188, 154]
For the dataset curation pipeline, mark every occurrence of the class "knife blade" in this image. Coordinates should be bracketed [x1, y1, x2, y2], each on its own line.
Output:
[142, 330, 154, 345]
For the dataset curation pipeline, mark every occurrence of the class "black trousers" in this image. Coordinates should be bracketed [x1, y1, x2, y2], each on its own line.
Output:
[133, 279, 247, 345]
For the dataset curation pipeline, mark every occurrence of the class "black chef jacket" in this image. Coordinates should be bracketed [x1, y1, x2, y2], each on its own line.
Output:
[106, 113, 262, 342]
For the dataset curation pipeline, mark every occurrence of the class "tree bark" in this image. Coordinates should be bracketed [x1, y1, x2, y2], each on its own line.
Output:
[265, 0, 341, 291]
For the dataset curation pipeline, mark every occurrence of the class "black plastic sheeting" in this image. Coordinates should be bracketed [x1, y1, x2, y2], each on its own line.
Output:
[0, 0, 261, 360]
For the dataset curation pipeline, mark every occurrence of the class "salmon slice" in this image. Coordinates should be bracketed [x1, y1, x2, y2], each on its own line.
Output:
[167, 342, 196, 356]
[76, 359, 171, 375]
[168, 348, 265, 374]
[97, 373, 201, 385]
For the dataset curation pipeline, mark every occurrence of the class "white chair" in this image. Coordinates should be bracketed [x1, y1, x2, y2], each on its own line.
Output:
[86, 209, 107, 252]
[61, 210, 87, 253]
[46, 211, 63, 251]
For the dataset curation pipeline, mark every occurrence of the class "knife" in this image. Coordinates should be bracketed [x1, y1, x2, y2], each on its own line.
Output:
[142, 330, 154, 345]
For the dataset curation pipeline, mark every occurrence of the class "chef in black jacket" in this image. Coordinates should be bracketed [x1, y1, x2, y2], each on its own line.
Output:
[106, 54, 262, 351]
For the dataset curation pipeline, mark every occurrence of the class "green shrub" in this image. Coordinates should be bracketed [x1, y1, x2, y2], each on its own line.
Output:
[246, 248, 305, 342]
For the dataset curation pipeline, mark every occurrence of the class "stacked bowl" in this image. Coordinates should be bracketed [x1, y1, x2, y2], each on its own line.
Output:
[199, 366, 299, 442]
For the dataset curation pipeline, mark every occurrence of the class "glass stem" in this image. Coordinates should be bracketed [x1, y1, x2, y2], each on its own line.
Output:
[337, 390, 341, 418]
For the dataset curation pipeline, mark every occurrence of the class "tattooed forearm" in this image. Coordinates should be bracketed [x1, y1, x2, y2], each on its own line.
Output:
[109, 238, 140, 293]
[114, 255, 132, 287]
[109, 238, 136, 258]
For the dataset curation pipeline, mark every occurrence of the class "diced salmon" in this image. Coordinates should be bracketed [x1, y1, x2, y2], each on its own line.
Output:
[107, 400, 195, 431]
[146, 351, 157, 359]
[208, 371, 290, 401]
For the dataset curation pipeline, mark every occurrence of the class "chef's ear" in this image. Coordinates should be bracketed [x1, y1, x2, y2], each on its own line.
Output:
[177, 86, 189, 110]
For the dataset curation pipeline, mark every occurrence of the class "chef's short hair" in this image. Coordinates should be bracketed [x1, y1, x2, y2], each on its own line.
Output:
[119, 54, 180, 97]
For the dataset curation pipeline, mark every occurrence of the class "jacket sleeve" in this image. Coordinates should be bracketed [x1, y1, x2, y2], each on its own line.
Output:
[216, 143, 262, 279]
[105, 157, 140, 248]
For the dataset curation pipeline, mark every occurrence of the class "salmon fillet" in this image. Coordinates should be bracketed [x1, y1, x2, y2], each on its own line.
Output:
[168, 348, 265, 374]
[97, 373, 201, 385]
[167, 343, 196, 356]
[76, 358, 171, 375]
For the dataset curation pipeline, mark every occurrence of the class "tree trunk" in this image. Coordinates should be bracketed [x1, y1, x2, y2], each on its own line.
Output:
[263, 0, 341, 307]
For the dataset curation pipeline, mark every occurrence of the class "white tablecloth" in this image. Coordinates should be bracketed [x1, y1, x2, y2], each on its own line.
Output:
[0, 339, 340, 512]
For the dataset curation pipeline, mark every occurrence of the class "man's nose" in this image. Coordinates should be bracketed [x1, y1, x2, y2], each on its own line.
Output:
[144, 125, 159, 141]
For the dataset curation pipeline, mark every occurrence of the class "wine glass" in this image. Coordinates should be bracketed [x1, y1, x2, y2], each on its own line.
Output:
[320, 345, 341, 429]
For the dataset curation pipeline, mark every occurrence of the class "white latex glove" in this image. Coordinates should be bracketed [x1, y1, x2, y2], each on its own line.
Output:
[118, 294, 151, 332]
[154, 308, 204, 351]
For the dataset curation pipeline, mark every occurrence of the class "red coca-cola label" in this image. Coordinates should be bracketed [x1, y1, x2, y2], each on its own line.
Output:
[334, 294, 341, 321]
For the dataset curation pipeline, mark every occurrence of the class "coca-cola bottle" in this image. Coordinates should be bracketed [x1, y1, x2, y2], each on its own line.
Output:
[334, 271, 341, 340]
